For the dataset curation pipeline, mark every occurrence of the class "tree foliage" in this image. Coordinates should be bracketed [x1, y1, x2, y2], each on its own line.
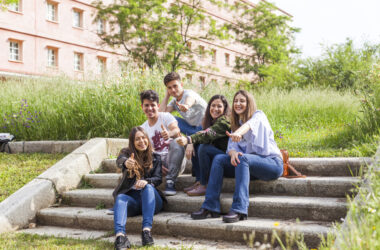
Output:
[0, 0, 18, 10]
[230, 1, 300, 83]
[94, 0, 227, 70]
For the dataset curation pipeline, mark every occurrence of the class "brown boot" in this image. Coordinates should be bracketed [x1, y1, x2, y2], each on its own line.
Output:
[184, 181, 200, 193]
[187, 185, 206, 196]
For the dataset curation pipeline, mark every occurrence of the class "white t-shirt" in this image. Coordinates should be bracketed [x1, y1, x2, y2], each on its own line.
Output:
[140, 112, 177, 155]
[168, 89, 207, 127]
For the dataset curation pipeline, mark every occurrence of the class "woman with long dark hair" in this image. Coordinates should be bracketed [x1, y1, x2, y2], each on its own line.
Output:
[191, 90, 283, 223]
[176, 94, 230, 196]
[113, 126, 165, 249]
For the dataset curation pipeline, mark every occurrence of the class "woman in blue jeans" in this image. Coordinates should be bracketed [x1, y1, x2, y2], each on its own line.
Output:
[191, 90, 283, 223]
[113, 127, 165, 249]
[176, 95, 230, 196]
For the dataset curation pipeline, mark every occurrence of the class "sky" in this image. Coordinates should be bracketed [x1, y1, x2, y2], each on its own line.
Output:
[268, 0, 380, 58]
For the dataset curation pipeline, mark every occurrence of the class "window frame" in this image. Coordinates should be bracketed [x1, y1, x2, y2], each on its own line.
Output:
[46, 1, 58, 23]
[74, 52, 84, 71]
[9, 39, 23, 62]
[97, 56, 106, 74]
[72, 8, 84, 28]
[225, 53, 230, 66]
[8, 0, 22, 13]
[46, 46, 58, 68]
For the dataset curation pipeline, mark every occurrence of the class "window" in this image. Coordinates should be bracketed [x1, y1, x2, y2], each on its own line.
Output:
[185, 74, 192, 83]
[74, 52, 83, 71]
[72, 9, 83, 28]
[46, 1, 58, 22]
[211, 49, 216, 64]
[8, 0, 22, 12]
[97, 57, 106, 74]
[186, 41, 192, 50]
[198, 45, 205, 60]
[97, 19, 105, 34]
[9, 40, 22, 61]
[225, 53, 230, 66]
[47, 47, 58, 67]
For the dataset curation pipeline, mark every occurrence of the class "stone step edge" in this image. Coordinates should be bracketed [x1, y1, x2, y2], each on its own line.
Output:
[21, 225, 249, 249]
[37, 208, 331, 247]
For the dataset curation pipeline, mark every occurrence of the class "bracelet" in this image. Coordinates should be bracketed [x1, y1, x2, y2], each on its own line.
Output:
[186, 136, 192, 144]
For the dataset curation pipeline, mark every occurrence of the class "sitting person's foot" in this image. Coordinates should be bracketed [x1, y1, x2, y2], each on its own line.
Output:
[187, 184, 206, 196]
[191, 208, 220, 220]
[141, 229, 154, 246]
[164, 180, 177, 196]
[114, 234, 131, 250]
[222, 211, 247, 223]
[184, 181, 200, 193]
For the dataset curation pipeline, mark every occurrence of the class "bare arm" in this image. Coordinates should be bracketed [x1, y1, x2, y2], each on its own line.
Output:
[177, 96, 195, 112]
[159, 90, 174, 113]
[167, 122, 181, 138]
[226, 123, 250, 142]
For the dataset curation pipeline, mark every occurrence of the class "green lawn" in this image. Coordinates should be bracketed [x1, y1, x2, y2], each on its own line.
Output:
[0, 153, 65, 202]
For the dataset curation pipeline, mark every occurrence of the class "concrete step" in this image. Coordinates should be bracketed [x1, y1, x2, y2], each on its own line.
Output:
[21, 225, 249, 249]
[62, 189, 347, 222]
[37, 207, 331, 248]
[101, 157, 370, 176]
[84, 173, 360, 198]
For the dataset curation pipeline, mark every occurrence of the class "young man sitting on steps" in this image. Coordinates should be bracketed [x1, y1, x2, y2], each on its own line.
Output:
[140, 90, 185, 196]
[159, 72, 207, 136]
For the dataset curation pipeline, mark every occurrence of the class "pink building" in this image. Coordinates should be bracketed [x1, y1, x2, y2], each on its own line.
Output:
[0, 0, 122, 79]
[0, 0, 288, 85]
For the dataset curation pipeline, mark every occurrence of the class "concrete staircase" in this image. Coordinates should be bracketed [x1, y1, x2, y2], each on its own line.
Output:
[27, 157, 367, 248]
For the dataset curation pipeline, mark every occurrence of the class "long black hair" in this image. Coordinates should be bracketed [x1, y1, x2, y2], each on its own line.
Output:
[202, 94, 230, 129]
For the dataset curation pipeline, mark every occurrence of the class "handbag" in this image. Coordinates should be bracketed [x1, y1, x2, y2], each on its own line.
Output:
[0, 133, 15, 153]
[280, 149, 306, 178]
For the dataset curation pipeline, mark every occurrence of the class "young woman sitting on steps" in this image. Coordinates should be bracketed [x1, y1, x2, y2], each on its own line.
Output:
[191, 90, 283, 223]
[113, 126, 165, 249]
[176, 94, 231, 196]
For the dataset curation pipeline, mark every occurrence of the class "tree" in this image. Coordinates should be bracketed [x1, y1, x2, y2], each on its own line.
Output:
[1, 0, 18, 9]
[230, 1, 300, 83]
[94, 0, 228, 70]
[164, 0, 229, 71]
[94, 0, 169, 69]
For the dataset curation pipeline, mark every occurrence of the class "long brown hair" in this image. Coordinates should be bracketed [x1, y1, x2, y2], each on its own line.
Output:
[202, 95, 230, 129]
[230, 90, 257, 132]
[119, 127, 153, 180]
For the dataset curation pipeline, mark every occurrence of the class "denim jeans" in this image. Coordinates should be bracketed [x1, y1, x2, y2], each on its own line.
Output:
[161, 140, 185, 183]
[201, 153, 283, 215]
[114, 184, 163, 234]
[192, 144, 200, 181]
[175, 116, 202, 136]
[197, 144, 225, 185]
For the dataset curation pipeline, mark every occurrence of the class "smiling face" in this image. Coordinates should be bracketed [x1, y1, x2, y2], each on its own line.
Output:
[134, 131, 149, 152]
[233, 93, 247, 117]
[209, 99, 225, 120]
[166, 80, 184, 99]
[142, 99, 159, 120]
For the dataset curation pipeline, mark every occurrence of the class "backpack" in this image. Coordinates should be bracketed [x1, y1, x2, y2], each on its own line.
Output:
[0, 133, 15, 153]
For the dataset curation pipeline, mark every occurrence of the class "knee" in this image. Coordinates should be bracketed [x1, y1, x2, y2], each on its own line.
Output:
[170, 140, 184, 152]
[142, 184, 154, 193]
[213, 154, 228, 164]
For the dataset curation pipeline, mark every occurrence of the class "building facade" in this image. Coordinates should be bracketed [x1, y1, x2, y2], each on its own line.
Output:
[0, 0, 288, 85]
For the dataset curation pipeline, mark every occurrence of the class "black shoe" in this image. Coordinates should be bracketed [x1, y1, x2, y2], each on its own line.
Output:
[191, 208, 220, 220]
[114, 235, 131, 250]
[222, 211, 247, 223]
[141, 230, 154, 246]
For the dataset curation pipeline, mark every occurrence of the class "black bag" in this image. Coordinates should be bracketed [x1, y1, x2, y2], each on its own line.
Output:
[0, 133, 15, 153]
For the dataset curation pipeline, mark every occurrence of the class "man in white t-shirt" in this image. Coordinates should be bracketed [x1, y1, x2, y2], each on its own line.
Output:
[159, 72, 207, 136]
[140, 90, 185, 196]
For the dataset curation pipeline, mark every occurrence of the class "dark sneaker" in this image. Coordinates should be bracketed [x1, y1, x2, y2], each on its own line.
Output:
[164, 180, 176, 196]
[114, 235, 131, 250]
[141, 230, 154, 246]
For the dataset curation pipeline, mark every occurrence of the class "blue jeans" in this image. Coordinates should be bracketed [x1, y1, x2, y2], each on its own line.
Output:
[114, 184, 163, 234]
[198, 144, 225, 185]
[192, 144, 200, 181]
[201, 154, 283, 215]
[175, 117, 202, 136]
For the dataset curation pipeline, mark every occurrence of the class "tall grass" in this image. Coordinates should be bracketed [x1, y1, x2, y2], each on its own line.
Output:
[0, 69, 377, 156]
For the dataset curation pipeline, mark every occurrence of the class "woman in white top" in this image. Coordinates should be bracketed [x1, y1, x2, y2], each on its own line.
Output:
[191, 90, 283, 223]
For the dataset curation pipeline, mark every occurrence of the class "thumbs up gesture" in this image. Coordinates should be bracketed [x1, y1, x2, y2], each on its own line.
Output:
[176, 101, 189, 112]
[161, 124, 170, 140]
[175, 132, 187, 146]
[226, 131, 242, 142]
[125, 153, 137, 169]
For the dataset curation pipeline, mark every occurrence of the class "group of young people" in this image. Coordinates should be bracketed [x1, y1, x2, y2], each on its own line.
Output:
[112, 72, 284, 250]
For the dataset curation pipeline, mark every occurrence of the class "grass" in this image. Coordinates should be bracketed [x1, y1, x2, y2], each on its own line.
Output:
[0, 153, 65, 202]
[0, 70, 378, 156]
